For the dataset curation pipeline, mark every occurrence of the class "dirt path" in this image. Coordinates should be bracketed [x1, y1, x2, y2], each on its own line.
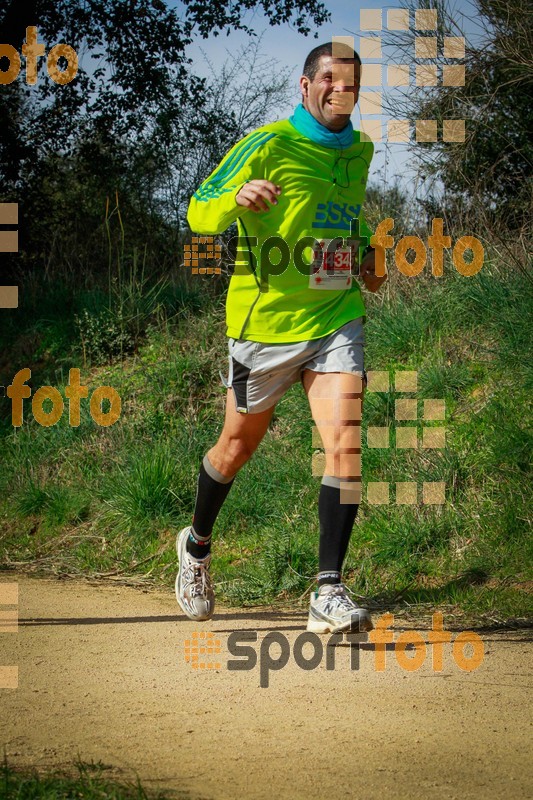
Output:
[1, 575, 532, 799]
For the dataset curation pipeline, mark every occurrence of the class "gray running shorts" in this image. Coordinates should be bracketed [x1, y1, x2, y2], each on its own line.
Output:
[221, 317, 365, 414]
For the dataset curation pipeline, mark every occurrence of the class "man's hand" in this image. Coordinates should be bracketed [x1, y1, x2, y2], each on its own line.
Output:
[360, 249, 387, 292]
[236, 180, 282, 213]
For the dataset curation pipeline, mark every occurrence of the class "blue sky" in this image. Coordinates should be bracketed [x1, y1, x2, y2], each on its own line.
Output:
[173, 0, 480, 191]
[180, 0, 412, 187]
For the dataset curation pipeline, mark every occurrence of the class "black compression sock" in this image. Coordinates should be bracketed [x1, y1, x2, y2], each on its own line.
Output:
[318, 476, 360, 579]
[187, 527, 212, 560]
[187, 455, 236, 559]
[317, 570, 342, 588]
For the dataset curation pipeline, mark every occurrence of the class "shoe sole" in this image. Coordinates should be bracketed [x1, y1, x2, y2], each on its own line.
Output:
[307, 613, 373, 637]
[175, 527, 213, 622]
[307, 620, 368, 644]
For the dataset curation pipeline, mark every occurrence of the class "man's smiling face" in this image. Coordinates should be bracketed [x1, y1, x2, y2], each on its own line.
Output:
[299, 54, 361, 132]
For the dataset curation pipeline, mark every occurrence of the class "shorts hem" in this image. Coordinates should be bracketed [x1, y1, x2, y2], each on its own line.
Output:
[301, 367, 365, 376]
[226, 314, 365, 345]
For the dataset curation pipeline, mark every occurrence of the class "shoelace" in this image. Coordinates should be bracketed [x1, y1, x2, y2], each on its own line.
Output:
[184, 561, 212, 598]
[321, 584, 359, 611]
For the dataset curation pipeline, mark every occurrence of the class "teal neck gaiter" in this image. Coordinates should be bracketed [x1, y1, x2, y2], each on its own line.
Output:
[289, 102, 354, 149]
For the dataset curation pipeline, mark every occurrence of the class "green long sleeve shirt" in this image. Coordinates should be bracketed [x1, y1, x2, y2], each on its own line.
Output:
[187, 118, 374, 343]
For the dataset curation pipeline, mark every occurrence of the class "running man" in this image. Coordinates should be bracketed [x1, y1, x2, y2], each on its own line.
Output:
[176, 42, 387, 634]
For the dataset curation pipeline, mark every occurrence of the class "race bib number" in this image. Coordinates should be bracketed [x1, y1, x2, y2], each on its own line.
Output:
[309, 239, 356, 290]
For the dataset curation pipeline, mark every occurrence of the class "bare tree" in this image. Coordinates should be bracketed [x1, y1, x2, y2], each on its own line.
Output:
[353, 0, 532, 275]
[144, 35, 293, 232]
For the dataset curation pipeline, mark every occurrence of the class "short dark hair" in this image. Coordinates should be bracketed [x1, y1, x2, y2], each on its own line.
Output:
[303, 42, 361, 82]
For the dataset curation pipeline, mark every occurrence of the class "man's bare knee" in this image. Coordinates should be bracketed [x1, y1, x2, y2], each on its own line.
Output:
[208, 396, 275, 477]
[224, 435, 256, 465]
[209, 435, 257, 476]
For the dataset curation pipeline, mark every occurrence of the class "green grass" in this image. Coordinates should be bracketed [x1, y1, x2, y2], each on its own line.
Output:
[0, 758, 175, 799]
[102, 443, 187, 533]
[0, 255, 531, 622]
[14, 481, 91, 530]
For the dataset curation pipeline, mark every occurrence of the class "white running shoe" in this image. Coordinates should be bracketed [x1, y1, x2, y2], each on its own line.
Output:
[307, 583, 373, 636]
[175, 527, 215, 621]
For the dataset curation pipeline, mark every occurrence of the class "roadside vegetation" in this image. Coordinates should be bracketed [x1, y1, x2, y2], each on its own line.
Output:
[0, 758, 175, 799]
[0, 243, 531, 623]
[0, 0, 531, 625]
